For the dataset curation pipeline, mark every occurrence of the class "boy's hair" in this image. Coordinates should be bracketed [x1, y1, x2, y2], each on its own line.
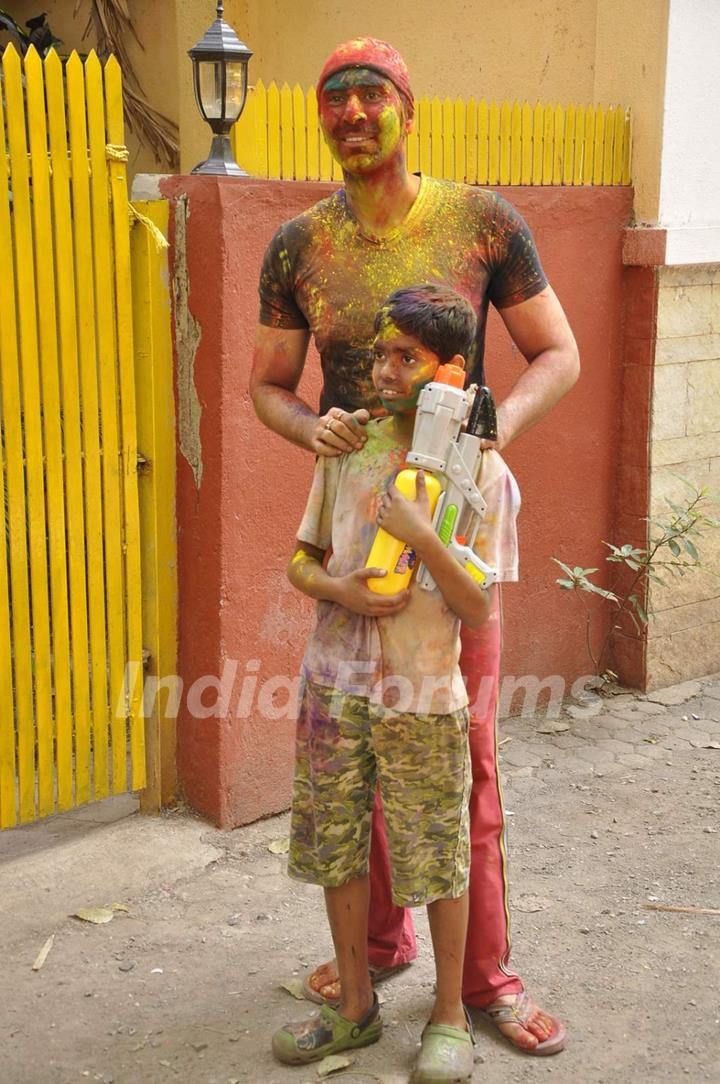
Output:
[374, 283, 477, 363]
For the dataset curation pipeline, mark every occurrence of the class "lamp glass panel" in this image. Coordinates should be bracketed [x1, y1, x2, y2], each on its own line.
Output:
[198, 60, 224, 119]
[224, 62, 248, 121]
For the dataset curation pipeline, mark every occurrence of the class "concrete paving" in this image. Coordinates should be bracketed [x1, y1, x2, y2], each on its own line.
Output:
[2, 676, 720, 1083]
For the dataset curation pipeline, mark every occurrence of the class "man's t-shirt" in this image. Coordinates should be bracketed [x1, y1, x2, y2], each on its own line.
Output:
[259, 175, 547, 415]
[296, 418, 520, 715]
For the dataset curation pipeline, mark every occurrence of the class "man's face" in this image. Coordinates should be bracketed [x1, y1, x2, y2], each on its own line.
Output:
[318, 68, 409, 174]
[372, 316, 439, 414]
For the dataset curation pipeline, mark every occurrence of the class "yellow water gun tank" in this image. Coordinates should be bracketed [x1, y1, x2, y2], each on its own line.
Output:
[365, 468, 443, 594]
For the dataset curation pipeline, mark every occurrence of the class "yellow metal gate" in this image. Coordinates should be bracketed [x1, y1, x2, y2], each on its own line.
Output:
[0, 45, 175, 826]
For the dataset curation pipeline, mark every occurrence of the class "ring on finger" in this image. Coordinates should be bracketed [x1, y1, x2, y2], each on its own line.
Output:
[325, 418, 334, 431]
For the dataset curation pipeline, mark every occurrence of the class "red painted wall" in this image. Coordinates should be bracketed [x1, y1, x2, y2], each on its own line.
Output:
[162, 176, 633, 827]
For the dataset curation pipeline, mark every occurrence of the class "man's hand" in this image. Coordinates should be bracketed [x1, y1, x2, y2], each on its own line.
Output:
[312, 407, 370, 457]
[332, 568, 410, 616]
[376, 470, 434, 549]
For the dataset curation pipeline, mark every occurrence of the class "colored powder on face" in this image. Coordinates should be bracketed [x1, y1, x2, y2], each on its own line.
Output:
[373, 315, 438, 411]
[377, 104, 402, 154]
[322, 68, 389, 93]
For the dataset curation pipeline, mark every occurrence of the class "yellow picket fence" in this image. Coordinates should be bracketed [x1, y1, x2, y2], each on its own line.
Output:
[0, 45, 170, 825]
[232, 80, 632, 185]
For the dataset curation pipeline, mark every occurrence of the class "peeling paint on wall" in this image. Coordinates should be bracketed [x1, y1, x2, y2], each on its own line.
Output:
[172, 196, 204, 489]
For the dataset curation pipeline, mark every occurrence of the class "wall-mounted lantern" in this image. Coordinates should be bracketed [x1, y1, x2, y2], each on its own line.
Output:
[188, 2, 252, 175]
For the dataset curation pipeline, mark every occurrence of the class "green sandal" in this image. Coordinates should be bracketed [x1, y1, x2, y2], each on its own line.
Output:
[410, 1009, 475, 1084]
[272, 992, 382, 1065]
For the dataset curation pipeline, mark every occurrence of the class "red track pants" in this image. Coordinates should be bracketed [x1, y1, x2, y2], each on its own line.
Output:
[366, 595, 524, 1008]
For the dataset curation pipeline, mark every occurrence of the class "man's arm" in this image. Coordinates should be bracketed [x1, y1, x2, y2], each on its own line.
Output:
[250, 325, 369, 456]
[494, 285, 580, 450]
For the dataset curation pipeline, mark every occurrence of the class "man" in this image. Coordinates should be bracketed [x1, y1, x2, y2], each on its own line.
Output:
[250, 38, 579, 1056]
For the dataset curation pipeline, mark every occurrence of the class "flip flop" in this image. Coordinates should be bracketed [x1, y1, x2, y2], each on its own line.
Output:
[478, 991, 566, 1056]
[302, 958, 412, 1007]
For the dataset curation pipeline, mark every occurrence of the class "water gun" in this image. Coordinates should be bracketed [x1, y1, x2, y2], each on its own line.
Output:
[365, 363, 499, 594]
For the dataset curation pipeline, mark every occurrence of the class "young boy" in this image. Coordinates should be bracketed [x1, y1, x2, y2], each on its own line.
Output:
[272, 284, 519, 1083]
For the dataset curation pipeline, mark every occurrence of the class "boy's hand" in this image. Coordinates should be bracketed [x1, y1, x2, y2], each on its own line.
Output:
[332, 568, 410, 616]
[376, 470, 434, 550]
[311, 408, 370, 457]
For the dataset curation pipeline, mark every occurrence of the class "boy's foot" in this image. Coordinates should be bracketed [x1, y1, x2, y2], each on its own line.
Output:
[302, 958, 412, 1006]
[272, 992, 383, 1065]
[410, 1009, 474, 1084]
[478, 991, 566, 1055]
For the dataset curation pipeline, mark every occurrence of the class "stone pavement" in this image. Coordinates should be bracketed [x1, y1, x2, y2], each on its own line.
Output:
[2, 675, 720, 1084]
[498, 676, 720, 781]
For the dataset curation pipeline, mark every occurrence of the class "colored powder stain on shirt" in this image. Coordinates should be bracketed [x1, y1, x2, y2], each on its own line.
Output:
[295, 419, 520, 714]
[259, 175, 547, 416]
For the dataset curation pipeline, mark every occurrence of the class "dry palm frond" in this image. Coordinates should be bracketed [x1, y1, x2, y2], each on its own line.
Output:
[74, 0, 179, 169]
[122, 80, 180, 167]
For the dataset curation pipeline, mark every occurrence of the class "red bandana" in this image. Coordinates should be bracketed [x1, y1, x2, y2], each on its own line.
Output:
[316, 38, 414, 112]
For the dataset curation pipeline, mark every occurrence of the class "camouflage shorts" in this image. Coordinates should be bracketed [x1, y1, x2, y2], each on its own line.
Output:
[288, 679, 471, 907]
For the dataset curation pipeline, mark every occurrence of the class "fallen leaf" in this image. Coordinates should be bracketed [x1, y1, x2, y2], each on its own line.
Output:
[72, 907, 116, 924]
[268, 838, 290, 854]
[280, 979, 306, 1000]
[72, 903, 130, 925]
[538, 721, 570, 734]
[317, 1054, 355, 1077]
[699, 741, 720, 749]
[32, 934, 54, 971]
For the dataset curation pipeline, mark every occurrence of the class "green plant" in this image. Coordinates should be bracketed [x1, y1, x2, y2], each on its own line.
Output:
[553, 482, 719, 682]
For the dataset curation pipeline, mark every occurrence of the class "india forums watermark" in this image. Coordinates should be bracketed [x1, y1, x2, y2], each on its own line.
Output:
[118, 660, 603, 721]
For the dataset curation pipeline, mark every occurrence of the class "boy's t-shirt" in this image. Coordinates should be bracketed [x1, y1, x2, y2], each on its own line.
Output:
[297, 418, 520, 715]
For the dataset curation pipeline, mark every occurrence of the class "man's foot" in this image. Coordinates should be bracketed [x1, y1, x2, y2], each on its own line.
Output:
[478, 991, 566, 1055]
[272, 992, 382, 1065]
[302, 958, 412, 1007]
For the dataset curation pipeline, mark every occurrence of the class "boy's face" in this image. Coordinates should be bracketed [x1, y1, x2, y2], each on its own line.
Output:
[372, 317, 441, 414]
[319, 68, 408, 174]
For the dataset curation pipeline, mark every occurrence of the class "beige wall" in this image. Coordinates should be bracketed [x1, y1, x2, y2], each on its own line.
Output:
[244, 0, 599, 101]
[241, 0, 668, 221]
[594, 0, 669, 223]
[10, 0, 180, 176]
[8, 1, 671, 213]
[646, 265, 720, 688]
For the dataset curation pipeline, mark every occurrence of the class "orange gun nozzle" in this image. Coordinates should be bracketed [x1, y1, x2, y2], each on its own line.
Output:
[434, 363, 465, 389]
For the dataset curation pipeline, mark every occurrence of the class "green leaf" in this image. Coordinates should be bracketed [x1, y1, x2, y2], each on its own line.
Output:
[556, 578, 576, 589]
[552, 558, 575, 578]
[580, 581, 619, 601]
[624, 559, 642, 570]
[668, 539, 681, 557]
[682, 538, 699, 561]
